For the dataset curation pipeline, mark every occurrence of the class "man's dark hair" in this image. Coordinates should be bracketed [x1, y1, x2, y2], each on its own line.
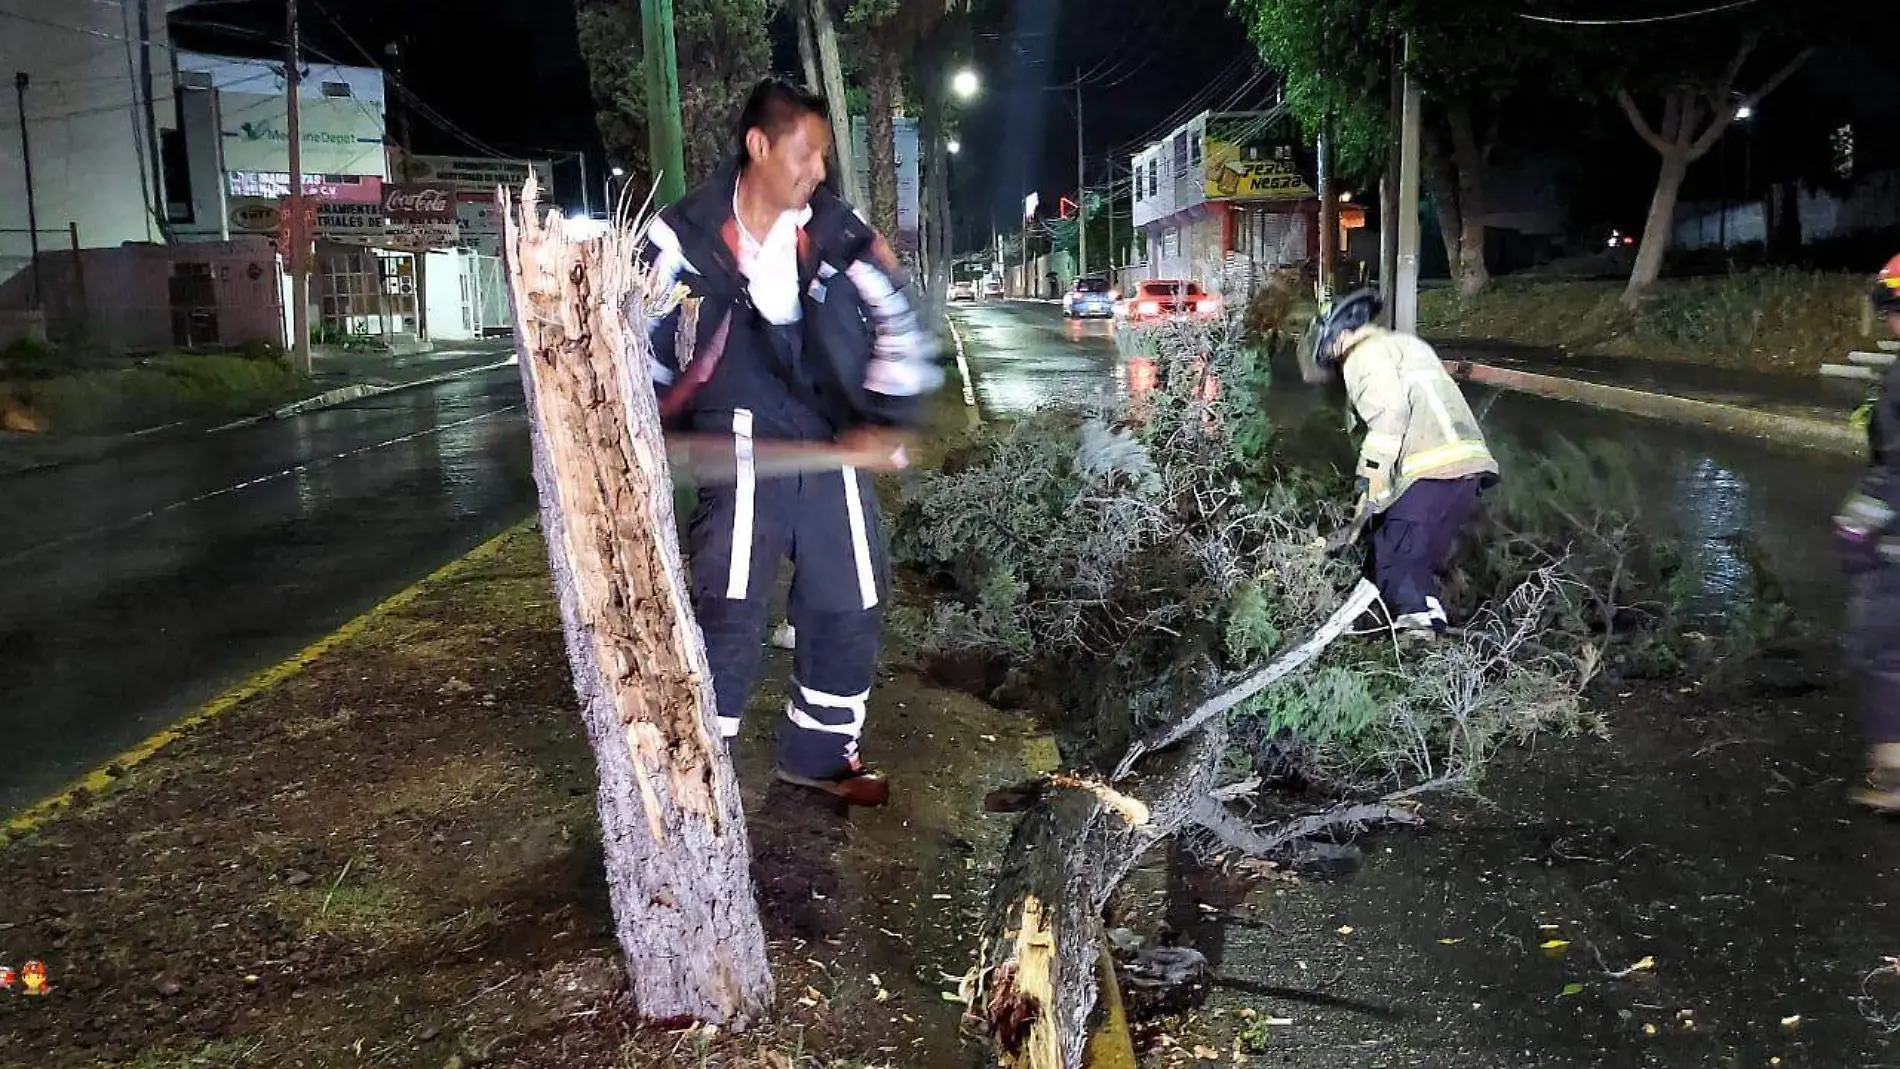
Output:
[735, 79, 828, 167]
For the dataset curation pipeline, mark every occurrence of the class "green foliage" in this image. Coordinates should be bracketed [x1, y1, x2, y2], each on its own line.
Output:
[1419, 272, 1866, 375]
[20, 353, 309, 434]
[0, 336, 65, 380]
[575, 0, 772, 190]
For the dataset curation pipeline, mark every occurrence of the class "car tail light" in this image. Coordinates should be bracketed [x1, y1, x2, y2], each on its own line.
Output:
[1138, 300, 1160, 316]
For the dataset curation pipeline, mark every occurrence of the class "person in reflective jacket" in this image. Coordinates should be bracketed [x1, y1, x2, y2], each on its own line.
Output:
[1313, 290, 1500, 634]
[641, 80, 941, 806]
[1836, 254, 1900, 810]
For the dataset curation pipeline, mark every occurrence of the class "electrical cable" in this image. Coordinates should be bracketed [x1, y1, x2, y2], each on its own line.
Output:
[1513, 0, 1762, 25]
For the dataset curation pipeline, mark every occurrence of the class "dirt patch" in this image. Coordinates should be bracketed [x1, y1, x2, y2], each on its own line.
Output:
[0, 526, 1042, 1068]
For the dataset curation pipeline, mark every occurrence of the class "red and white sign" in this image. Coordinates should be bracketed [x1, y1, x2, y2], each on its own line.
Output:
[384, 184, 455, 223]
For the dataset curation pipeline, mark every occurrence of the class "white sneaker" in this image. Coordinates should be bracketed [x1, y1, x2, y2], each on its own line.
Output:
[769, 622, 797, 650]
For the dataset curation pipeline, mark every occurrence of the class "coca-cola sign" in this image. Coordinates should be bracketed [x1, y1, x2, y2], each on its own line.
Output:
[383, 184, 454, 223]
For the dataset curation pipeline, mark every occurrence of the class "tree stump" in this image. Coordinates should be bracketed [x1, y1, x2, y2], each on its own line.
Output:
[501, 180, 773, 1025]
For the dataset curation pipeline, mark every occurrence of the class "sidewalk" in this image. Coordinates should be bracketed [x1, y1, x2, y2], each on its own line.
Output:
[1434, 341, 1870, 455]
[0, 340, 517, 478]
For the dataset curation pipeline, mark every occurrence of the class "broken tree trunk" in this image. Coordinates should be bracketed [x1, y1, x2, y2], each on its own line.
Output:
[976, 583, 1382, 1068]
[501, 180, 773, 1025]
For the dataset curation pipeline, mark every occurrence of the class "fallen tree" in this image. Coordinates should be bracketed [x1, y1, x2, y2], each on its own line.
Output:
[502, 180, 773, 1025]
[896, 301, 1609, 1066]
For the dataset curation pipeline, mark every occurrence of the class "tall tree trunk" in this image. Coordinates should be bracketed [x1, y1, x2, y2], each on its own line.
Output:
[811, 0, 864, 208]
[865, 43, 902, 241]
[501, 181, 773, 1025]
[793, 0, 821, 93]
[1419, 124, 1465, 291]
[1445, 105, 1490, 297]
[1625, 147, 1690, 305]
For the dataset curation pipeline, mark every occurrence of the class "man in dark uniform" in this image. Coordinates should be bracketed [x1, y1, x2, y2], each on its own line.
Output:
[1837, 254, 1900, 810]
[643, 80, 941, 806]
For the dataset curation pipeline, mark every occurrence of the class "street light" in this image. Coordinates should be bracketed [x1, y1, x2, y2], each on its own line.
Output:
[1736, 103, 1754, 121]
[952, 68, 979, 100]
[947, 139, 961, 155]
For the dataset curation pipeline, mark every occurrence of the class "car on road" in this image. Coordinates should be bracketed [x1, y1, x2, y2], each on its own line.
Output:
[1119, 279, 1222, 323]
[1062, 276, 1116, 318]
[983, 278, 1006, 300]
[950, 280, 977, 302]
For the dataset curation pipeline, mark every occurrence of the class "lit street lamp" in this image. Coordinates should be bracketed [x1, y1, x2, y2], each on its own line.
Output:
[947, 139, 961, 155]
[952, 68, 979, 100]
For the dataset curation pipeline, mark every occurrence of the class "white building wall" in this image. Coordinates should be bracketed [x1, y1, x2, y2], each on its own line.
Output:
[0, 0, 175, 287]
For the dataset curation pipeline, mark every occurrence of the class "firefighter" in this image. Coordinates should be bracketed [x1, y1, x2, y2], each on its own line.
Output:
[1313, 290, 1499, 633]
[643, 80, 941, 806]
[1835, 254, 1900, 810]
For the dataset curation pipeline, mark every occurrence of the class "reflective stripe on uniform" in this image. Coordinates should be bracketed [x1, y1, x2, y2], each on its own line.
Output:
[725, 408, 756, 600]
[787, 681, 871, 739]
[841, 465, 879, 610]
[1400, 439, 1494, 480]
[716, 715, 742, 739]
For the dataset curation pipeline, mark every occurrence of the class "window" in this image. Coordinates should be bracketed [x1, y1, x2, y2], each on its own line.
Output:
[1189, 132, 1202, 169]
[320, 81, 354, 98]
[1171, 133, 1188, 177]
[160, 127, 194, 223]
[1148, 160, 1158, 198]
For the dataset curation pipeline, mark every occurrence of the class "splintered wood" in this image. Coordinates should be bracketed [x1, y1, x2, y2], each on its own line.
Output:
[501, 177, 773, 1025]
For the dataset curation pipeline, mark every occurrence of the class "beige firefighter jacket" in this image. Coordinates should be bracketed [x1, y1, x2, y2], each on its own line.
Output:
[1340, 326, 1499, 512]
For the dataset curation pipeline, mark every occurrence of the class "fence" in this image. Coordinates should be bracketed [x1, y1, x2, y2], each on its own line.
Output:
[0, 233, 283, 354]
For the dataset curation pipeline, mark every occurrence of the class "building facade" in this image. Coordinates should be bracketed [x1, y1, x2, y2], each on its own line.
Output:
[0, 0, 177, 289]
[1129, 110, 1343, 294]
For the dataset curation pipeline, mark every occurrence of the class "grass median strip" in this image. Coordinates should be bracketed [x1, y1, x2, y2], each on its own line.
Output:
[1, 523, 1042, 1068]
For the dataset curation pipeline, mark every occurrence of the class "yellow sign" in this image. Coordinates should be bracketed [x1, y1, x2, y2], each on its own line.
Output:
[1204, 142, 1314, 201]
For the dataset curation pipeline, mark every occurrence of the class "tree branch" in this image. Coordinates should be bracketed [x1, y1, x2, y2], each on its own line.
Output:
[1690, 46, 1813, 158]
[1112, 579, 1381, 781]
[1616, 89, 1672, 156]
[1190, 797, 1424, 859]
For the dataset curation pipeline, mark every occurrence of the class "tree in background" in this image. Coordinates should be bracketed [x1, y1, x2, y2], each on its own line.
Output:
[1230, 0, 1566, 296]
[843, 0, 968, 240]
[1605, 14, 1813, 304]
[576, 0, 772, 195]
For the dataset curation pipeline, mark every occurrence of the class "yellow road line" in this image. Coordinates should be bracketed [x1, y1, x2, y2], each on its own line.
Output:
[3, 521, 533, 842]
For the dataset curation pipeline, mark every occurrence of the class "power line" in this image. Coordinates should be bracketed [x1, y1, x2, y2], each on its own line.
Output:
[1513, 0, 1762, 25]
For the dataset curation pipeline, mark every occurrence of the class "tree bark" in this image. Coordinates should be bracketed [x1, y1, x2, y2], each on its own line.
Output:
[976, 582, 1380, 1068]
[1419, 123, 1465, 295]
[811, 0, 865, 208]
[793, 0, 822, 94]
[865, 42, 902, 241]
[977, 727, 1227, 1069]
[501, 179, 773, 1026]
[1624, 147, 1690, 306]
[1445, 106, 1491, 297]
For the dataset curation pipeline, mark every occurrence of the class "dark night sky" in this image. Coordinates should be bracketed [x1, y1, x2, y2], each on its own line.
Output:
[169, 0, 1900, 255]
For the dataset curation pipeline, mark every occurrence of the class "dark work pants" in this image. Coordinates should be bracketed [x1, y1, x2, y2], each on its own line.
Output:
[1849, 567, 1900, 746]
[689, 407, 887, 778]
[1365, 475, 1485, 620]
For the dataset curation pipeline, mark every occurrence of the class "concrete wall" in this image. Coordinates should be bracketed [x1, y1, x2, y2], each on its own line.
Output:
[0, 0, 175, 286]
[0, 238, 282, 353]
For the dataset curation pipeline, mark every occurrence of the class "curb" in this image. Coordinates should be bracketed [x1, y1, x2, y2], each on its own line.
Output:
[256, 354, 518, 424]
[1444, 360, 1864, 456]
[0, 520, 531, 844]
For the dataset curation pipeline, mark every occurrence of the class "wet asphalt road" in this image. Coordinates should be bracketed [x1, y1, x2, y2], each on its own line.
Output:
[949, 299, 1860, 620]
[0, 369, 535, 815]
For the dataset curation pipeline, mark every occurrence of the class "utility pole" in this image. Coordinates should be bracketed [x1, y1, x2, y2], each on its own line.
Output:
[1074, 72, 1086, 280]
[13, 74, 41, 311]
[137, 0, 169, 238]
[286, 0, 311, 372]
[578, 151, 593, 217]
[1317, 112, 1337, 303]
[386, 40, 427, 342]
[1379, 38, 1401, 323]
[1394, 34, 1422, 333]
[640, 0, 686, 206]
